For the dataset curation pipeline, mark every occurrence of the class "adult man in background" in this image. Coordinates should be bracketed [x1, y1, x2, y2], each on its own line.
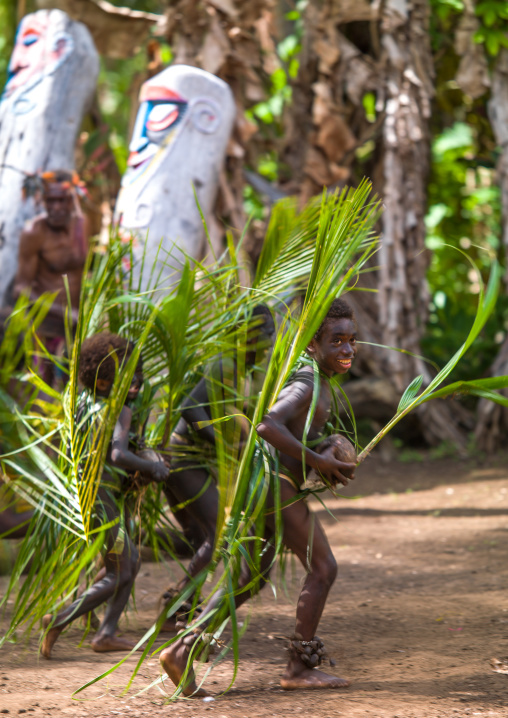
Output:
[12, 170, 89, 385]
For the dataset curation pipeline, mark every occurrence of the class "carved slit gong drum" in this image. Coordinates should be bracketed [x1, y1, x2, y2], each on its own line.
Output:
[115, 64, 235, 294]
[0, 9, 99, 306]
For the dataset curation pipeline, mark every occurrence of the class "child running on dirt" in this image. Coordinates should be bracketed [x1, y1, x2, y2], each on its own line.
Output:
[159, 297, 357, 694]
[42, 332, 169, 658]
[160, 305, 275, 627]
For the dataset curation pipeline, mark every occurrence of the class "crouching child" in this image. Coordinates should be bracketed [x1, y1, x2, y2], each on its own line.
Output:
[159, 297, 358, 694]
[42, 332, 169, 658]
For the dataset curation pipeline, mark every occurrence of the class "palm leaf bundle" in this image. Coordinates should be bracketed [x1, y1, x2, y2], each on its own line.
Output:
[91, 183, 506, 701]
[4, 174, 504, 702]
[1, 181, 379, 645]
[73, 180, 383, 697]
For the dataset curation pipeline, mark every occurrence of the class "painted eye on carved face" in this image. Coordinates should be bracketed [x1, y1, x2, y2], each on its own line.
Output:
[125, 85, 188, 174]
[146, 103, 183, 133]
[128, 101, 186, 157]
[22, 32, 40, 46]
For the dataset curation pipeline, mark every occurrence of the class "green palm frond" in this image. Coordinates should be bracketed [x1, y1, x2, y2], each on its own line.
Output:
[422, 376, 508, 405]
[357, 258, 503, 463]
[2, 169, 505, 702]
[64, 180, 382, 698]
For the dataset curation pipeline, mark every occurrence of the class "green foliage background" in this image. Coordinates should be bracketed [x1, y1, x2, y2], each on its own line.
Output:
[0, 0, 17, 91]
[425, 0, 508, 382]
[0, 0, 506, 386]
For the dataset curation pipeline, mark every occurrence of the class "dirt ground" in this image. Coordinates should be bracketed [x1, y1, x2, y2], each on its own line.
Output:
[1, 452, 508, 717]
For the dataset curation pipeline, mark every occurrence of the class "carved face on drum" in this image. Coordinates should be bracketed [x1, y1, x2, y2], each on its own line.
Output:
[126, 84, 189, 182]
[121, 65, 223, 190]
[115, 65, 235, 290]
[5, 12, 73, 111]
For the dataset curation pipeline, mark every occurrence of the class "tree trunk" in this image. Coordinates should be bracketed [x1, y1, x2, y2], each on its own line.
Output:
[375, 1, 469, 449]
[0, 9, 99, 306]
[280, 0, 470, 449]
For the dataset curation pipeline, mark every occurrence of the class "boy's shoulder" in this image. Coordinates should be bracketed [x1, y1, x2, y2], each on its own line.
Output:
[285, 365, 315, 391]
[273, 366, 316, 408]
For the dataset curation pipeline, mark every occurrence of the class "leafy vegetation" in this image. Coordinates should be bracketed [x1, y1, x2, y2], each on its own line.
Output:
[425, 2, 506, 384]
[0, 0, 17, 91]
[474, 0, 508, 56]
[423, 121, 506, 383]
[0, 182, 381, 690]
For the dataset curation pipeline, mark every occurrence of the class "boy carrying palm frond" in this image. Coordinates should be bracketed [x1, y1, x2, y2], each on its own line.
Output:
[42, 332, 169, 658]
[160, 298, 358, 695]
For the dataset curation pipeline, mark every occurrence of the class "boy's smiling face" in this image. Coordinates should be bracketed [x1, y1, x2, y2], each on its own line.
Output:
[307, 317, 357, 377]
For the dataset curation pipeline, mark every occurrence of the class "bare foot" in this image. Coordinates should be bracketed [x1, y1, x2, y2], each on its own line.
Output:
[280, 667, 350, 690]
[160, 642, 209, 698]
[41, 615, 63, 659]
[91, 635, 138, 653]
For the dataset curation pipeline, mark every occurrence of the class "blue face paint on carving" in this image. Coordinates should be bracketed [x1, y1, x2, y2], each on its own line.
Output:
[124, 91, 188, 183]
[3, 15, 73, 111]
[23, 34, 39, 46]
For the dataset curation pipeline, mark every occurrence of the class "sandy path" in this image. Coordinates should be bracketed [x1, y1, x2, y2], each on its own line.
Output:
[1, 453, 508, 717]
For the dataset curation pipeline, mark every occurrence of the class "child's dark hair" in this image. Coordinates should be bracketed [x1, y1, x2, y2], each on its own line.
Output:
[314, 298, 355, 341]
[79, 332, 142, 390]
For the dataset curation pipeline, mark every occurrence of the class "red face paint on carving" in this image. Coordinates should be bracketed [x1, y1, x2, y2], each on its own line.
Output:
[125, 84, 188, 175]
[6, 15, 71, 100]
[6, 17, 49, 94]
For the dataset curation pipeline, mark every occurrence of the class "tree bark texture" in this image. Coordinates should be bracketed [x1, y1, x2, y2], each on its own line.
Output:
[0, 9, 99, 307]
[35, 0, 161, 59]
[453, 0, 490, 100]
[279, 0, 469, 448]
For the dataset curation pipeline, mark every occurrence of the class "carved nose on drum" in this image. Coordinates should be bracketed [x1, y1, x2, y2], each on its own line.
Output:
[129, 136, 149, 154]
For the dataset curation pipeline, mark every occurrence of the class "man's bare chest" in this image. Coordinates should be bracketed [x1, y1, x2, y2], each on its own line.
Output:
[308, 396, 332, 438]
[39, 231, 83, 275]
[287, 391, 331, 443]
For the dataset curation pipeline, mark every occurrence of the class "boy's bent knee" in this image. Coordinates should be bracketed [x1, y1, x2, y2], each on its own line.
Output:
[313, 555, 337, 587]
[132, 555, 141, 577]
[116, 567, 136, 590]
